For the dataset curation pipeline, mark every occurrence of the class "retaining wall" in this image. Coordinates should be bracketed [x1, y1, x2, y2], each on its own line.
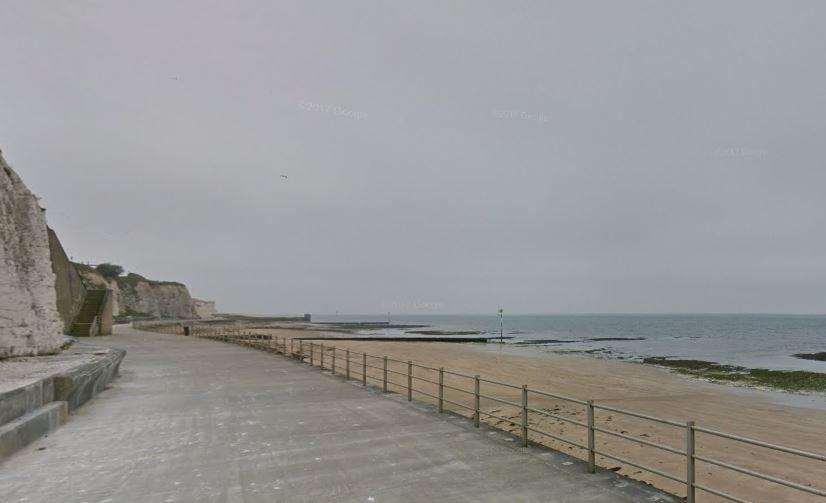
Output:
[0, 345, 126, 459]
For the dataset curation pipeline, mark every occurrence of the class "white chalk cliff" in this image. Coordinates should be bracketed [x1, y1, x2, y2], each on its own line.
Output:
[0, 150, 63, 358]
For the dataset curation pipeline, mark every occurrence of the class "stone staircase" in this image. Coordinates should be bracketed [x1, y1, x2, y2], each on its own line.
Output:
[70, 290, 107, 336]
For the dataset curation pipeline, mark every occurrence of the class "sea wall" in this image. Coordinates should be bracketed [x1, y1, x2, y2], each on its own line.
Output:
[48, 227, 87, 333]
[0, 151, 64, 358]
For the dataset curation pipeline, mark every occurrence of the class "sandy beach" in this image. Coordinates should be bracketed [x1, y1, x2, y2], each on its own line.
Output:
[231, 326, 826, 503]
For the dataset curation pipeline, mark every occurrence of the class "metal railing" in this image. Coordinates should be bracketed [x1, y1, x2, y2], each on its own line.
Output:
[147, 324, 826, 503]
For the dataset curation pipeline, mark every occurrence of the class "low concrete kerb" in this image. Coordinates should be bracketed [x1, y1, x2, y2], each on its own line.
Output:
[0, 345, 126, 459]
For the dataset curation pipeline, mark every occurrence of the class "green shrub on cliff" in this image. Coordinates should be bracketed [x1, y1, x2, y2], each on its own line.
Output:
[95, 263, 124, 279]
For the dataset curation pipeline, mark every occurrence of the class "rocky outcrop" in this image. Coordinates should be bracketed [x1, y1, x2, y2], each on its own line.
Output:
[76, 266, 199, 320]
[0, 150, 64, 358]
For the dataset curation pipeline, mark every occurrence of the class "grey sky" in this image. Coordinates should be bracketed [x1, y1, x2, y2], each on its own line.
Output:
[2, 1, 825, 314]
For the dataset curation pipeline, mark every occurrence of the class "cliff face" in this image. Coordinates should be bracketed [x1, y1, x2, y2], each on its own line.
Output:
[192, 298, 217, 319]
[117, 274, 198, 319]
[76, 267, 199, 320]
[0, 151, 64, 358]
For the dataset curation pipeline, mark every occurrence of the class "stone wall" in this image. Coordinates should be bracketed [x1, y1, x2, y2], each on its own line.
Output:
[47, 228, 86, 333]
[0, 150, 64, 358]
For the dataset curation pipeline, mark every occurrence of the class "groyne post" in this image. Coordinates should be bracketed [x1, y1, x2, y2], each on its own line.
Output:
[331, 347, 336, 375]
[346, 350, 351, 380]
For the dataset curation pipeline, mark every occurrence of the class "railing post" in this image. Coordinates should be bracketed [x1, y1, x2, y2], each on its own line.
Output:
[346, 350, 351, 380]
[362, 353, 367, 386]
[383, 356, 388, 392]
[521, 385, 529, 448]
[310, 343, 314, 366]
[291, 338, 295, 356]
[587, 400, 596, 473]
[407, 361, 413, 401]
[300, 341, 304, 361]
[320, 344, 324, 370]
[331, 347, 336, 375]
[438, 368, 444, 413]
[686, 421, 696, 503]
[474, 375, 481, 428]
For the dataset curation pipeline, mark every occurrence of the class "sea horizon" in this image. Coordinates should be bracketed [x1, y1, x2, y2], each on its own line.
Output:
[308, 313, 826, 374]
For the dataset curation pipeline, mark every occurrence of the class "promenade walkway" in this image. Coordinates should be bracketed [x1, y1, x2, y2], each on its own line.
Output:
[0, 326, 675, 502]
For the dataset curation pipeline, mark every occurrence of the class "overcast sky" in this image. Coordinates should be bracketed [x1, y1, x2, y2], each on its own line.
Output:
[2, 1, 825, 315]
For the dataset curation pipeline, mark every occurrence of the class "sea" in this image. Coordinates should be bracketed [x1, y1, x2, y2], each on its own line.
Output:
[313, 314, 826, 373]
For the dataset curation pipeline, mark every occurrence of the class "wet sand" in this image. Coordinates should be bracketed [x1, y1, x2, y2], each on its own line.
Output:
[250, 327, 826, 503]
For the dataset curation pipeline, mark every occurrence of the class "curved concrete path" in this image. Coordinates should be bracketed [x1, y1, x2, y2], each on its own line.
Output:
[0, 326, 676, 503]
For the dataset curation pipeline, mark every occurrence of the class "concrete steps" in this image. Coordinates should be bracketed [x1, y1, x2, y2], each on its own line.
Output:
[70, 290, 107, 336]
[0, 345, 126, 460]
[0, 402, 68, 458]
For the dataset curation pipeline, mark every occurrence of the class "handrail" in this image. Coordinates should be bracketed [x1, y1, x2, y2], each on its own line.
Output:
[480, 409, 520, 425]
[442, 369, 476, 379]
[593, 426, 684, 455]
[693, 426, 826, 462]
[528, 388, 588, 406]
[527, 425, 588, 450]
[478, 376, 523, 390]
[594, 449, 685, 484]
[693, 483, 751, 503]
[152, 324, 826, 503]
[526, 406, 588, 428]
[593, 403, 685, 428]
[695, 455, 826, 497]
[478, 393, 521, 408]
[442, 383, 475, 395]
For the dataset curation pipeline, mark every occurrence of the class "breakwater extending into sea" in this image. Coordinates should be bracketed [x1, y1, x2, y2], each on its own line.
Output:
[315, 314, 826, 373]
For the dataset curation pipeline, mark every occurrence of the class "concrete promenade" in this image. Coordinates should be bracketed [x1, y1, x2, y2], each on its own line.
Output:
[0, 326, 675, 502]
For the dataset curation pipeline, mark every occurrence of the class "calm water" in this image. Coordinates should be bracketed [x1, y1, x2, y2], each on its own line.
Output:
[314, 314, 826, 372]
